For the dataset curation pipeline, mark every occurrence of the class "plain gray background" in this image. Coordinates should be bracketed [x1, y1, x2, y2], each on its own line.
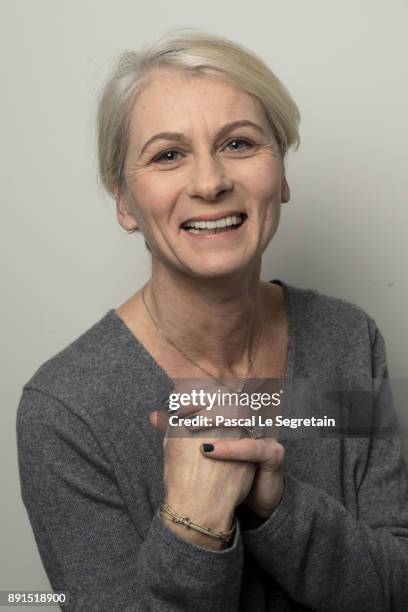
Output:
[2, 0, 408, 607]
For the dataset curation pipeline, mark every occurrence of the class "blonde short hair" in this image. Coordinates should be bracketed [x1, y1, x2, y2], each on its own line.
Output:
[96, 28, 300, 199]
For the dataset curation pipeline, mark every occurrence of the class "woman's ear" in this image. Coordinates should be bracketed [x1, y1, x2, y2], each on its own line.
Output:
[114, 185, 139, 232]
[281, 175, 290, 204]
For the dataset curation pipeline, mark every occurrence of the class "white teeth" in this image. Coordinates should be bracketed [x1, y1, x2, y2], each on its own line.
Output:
[183, 214, 244, 230]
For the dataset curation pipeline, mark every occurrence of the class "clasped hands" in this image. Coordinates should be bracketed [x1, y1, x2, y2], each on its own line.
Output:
[149, 381, 285, 524]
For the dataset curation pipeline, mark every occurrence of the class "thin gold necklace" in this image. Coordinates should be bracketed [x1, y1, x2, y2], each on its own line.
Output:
[141, 283, 264, 393]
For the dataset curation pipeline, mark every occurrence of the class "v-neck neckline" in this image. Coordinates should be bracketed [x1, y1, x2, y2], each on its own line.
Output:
[106, 278, 296, 393]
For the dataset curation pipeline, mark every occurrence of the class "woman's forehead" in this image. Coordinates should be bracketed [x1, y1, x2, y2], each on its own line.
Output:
[128, 71, 270, 148]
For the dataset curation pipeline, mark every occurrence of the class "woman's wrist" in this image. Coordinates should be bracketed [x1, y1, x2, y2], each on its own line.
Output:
[160, 513, 228, 550]
[161, 498, 235, 550]
[164, 497, 235, 530]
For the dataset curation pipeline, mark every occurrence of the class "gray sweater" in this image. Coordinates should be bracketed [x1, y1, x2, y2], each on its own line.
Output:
[16, 280, 408, 611]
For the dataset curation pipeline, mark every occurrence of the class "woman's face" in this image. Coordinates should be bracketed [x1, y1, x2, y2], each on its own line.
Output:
[117, 70, 290, 279]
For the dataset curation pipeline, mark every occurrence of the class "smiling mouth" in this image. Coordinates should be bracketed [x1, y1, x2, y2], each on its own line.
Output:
[181, 213, 247, 235]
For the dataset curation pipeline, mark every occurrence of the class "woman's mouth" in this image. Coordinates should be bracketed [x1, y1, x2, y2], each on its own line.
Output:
[181, 213, 247, 235]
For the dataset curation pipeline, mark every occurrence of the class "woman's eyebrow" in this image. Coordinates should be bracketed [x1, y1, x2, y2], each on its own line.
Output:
[139, 120, 266, 156]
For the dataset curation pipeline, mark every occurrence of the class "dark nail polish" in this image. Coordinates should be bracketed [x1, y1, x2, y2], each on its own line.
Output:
[203, 443, 214, 452]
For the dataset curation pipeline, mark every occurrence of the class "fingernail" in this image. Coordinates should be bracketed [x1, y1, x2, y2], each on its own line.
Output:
[203, 443, 214, 452]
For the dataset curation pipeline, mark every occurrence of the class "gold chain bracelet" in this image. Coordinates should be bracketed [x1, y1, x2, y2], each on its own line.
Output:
[160, 502, 236, 543]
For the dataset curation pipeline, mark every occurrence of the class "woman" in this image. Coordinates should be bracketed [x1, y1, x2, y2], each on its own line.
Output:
[17, 29, 408, 611]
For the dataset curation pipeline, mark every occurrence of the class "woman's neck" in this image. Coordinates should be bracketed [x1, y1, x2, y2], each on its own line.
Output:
[143, 257, 271, 378]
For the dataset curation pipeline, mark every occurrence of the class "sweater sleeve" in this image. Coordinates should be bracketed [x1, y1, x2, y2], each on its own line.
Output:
[240, 320, 408, 612]
[16, 388, 243, 612]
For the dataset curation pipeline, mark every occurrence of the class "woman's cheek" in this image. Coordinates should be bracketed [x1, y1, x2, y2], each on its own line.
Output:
[248, 156, 283, 198]
[129, 180, 167, 223]
[262, 204, 281, 244]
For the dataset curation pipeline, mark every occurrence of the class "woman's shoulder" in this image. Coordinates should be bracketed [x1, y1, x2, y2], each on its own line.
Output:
[19, 308, 167, 421]
[275, 280, 382, 376]
[278, 279, 376, 334]
[23, 309, 120, 391]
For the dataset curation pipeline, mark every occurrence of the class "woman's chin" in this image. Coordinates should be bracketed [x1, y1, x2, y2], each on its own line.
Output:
[180, 256, 254, 280]
[153, 242, 259, 279]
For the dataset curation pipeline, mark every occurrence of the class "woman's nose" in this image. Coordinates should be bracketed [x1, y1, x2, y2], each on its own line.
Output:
[186, 154, 233, 201]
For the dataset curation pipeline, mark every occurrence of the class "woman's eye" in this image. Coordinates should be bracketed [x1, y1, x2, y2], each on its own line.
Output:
[151, 139, 254, 164]
[152, 150, 182, 163]
[224, 138, 254, 152]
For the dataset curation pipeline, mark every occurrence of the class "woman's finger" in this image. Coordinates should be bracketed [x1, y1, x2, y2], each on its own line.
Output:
[149, 410, 168, 433]
[200, 438, 285, 469]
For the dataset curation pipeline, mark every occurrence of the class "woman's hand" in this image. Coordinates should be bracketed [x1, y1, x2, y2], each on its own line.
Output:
[200, 437, 285, 520]
[150, 410, 257, 549]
